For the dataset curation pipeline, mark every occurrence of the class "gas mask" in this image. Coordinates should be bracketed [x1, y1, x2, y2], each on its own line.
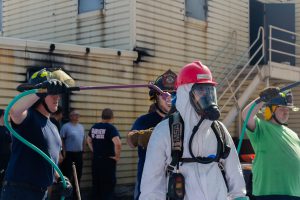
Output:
[189, 83, 220, 121]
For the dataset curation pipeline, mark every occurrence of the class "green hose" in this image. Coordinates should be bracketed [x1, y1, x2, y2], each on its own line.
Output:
[237, 103, 256, 154]
[236, 81, 300, 154]
[4, 89, 67, 200]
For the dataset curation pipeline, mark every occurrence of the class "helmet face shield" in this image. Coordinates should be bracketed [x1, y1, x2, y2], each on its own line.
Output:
[30, 68, 75, 87]
[266, 90, 299, 111]
[190, 83, 220, 120]
[17, 68, 75, 92]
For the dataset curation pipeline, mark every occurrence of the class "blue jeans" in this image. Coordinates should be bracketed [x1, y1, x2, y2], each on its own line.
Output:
[0, 184, 47, 200]
[254, 195, 300, 200]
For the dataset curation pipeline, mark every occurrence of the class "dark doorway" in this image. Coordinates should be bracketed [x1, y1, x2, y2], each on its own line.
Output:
[250, 0, 295, 65]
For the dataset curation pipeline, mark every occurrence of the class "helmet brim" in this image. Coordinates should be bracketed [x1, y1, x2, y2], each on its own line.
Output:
[16, 83, 36, 92]
[194, 80, 217, 86]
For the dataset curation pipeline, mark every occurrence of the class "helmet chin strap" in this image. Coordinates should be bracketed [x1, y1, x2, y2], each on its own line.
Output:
[155, 103, 167, 115]
[272, 113, 287, 126]
[42, 99, 54, 114]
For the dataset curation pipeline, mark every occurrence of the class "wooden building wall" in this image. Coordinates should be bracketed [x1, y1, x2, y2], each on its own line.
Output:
[2, 0, 133, 50]
[296, 1, 300, 65]
[0, 37, 138, 187]
[76, 0, 133, 49]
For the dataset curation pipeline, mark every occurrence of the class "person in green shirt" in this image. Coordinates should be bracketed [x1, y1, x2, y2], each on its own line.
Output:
[242, 87, 300, 200]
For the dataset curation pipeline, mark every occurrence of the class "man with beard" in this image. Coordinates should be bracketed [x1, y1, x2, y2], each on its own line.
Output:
[242, 88, 300, 200]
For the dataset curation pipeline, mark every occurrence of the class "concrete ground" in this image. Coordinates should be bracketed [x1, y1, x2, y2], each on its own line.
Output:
[80, 184, 135, 200]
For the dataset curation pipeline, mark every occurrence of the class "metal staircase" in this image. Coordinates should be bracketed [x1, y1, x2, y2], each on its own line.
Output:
[215, 25, 300, 128]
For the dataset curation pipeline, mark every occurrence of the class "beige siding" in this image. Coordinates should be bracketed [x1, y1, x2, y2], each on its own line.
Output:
[0, 37, 139, 187]
[207, 0, 249, 84]
[296, 1, 300, 65]
[134, 0, 249, 78]
[135, 0, 206, 65]
[76, 0, 132, 49]
[3, 0, 132, 49]
[3, 0, 78, 43]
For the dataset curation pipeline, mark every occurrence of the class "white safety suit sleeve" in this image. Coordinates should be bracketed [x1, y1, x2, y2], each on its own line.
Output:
[221, 122, 247, 199]
[139, 120, 170, 200]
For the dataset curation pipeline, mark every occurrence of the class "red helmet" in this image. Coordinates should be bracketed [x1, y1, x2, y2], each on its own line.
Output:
[176, 61, 217, 88]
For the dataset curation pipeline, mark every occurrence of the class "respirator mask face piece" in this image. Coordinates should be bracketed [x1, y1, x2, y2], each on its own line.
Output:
[189, 83, 220, 120]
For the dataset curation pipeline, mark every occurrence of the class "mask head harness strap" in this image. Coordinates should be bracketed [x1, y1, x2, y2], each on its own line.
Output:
[167, 112, 231, 167]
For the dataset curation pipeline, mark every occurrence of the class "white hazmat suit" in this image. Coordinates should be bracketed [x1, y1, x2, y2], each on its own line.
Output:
[139, 83, 247, 200]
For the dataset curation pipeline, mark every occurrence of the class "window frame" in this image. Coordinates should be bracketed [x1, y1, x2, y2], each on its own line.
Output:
[78, 0, 104, 14]
[185, 0, 208, 21]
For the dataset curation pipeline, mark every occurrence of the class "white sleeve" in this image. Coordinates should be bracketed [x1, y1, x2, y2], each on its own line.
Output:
[222, 126, 247, 199]
[139, 121, 169, 200]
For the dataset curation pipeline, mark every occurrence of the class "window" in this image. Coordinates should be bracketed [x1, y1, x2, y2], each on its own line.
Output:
[78, 0, 104, 14]
[185, 0, 207, 21]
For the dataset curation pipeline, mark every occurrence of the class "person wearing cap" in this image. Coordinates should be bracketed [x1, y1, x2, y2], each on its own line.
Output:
[139, 61, 247, 200]
[1, 68, 72, 200]
[0, 109, 12, 198]
[127, 69, 177, 200]
[242, 87, 300, 200]
[60, 108, 85, 199]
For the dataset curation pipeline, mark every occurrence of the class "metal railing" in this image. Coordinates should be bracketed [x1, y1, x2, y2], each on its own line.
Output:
[217, 24, 299, 124]
[218, 27, 265, 112]
[269, 25, 300, 64]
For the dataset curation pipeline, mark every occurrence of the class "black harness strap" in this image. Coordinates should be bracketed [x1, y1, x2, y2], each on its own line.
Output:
[167, 112, 184, 172]
[167, 112, 230, 190]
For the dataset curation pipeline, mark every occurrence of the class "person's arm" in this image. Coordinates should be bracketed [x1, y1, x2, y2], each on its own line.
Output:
[127, 130, 138, 148]
[82, 126, 86, 152]
[10, 94, 39, 124]
[241, 98, 263, 132]
[127, 117, 142, 148]
[242, 86, 280, 131]
[86, 135, 93, 152]
[111, 136, 122, 161]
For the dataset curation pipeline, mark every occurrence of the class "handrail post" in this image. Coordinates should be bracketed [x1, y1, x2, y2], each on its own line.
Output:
[261, 26, 265, 59]
[269, 25, 272, 65]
